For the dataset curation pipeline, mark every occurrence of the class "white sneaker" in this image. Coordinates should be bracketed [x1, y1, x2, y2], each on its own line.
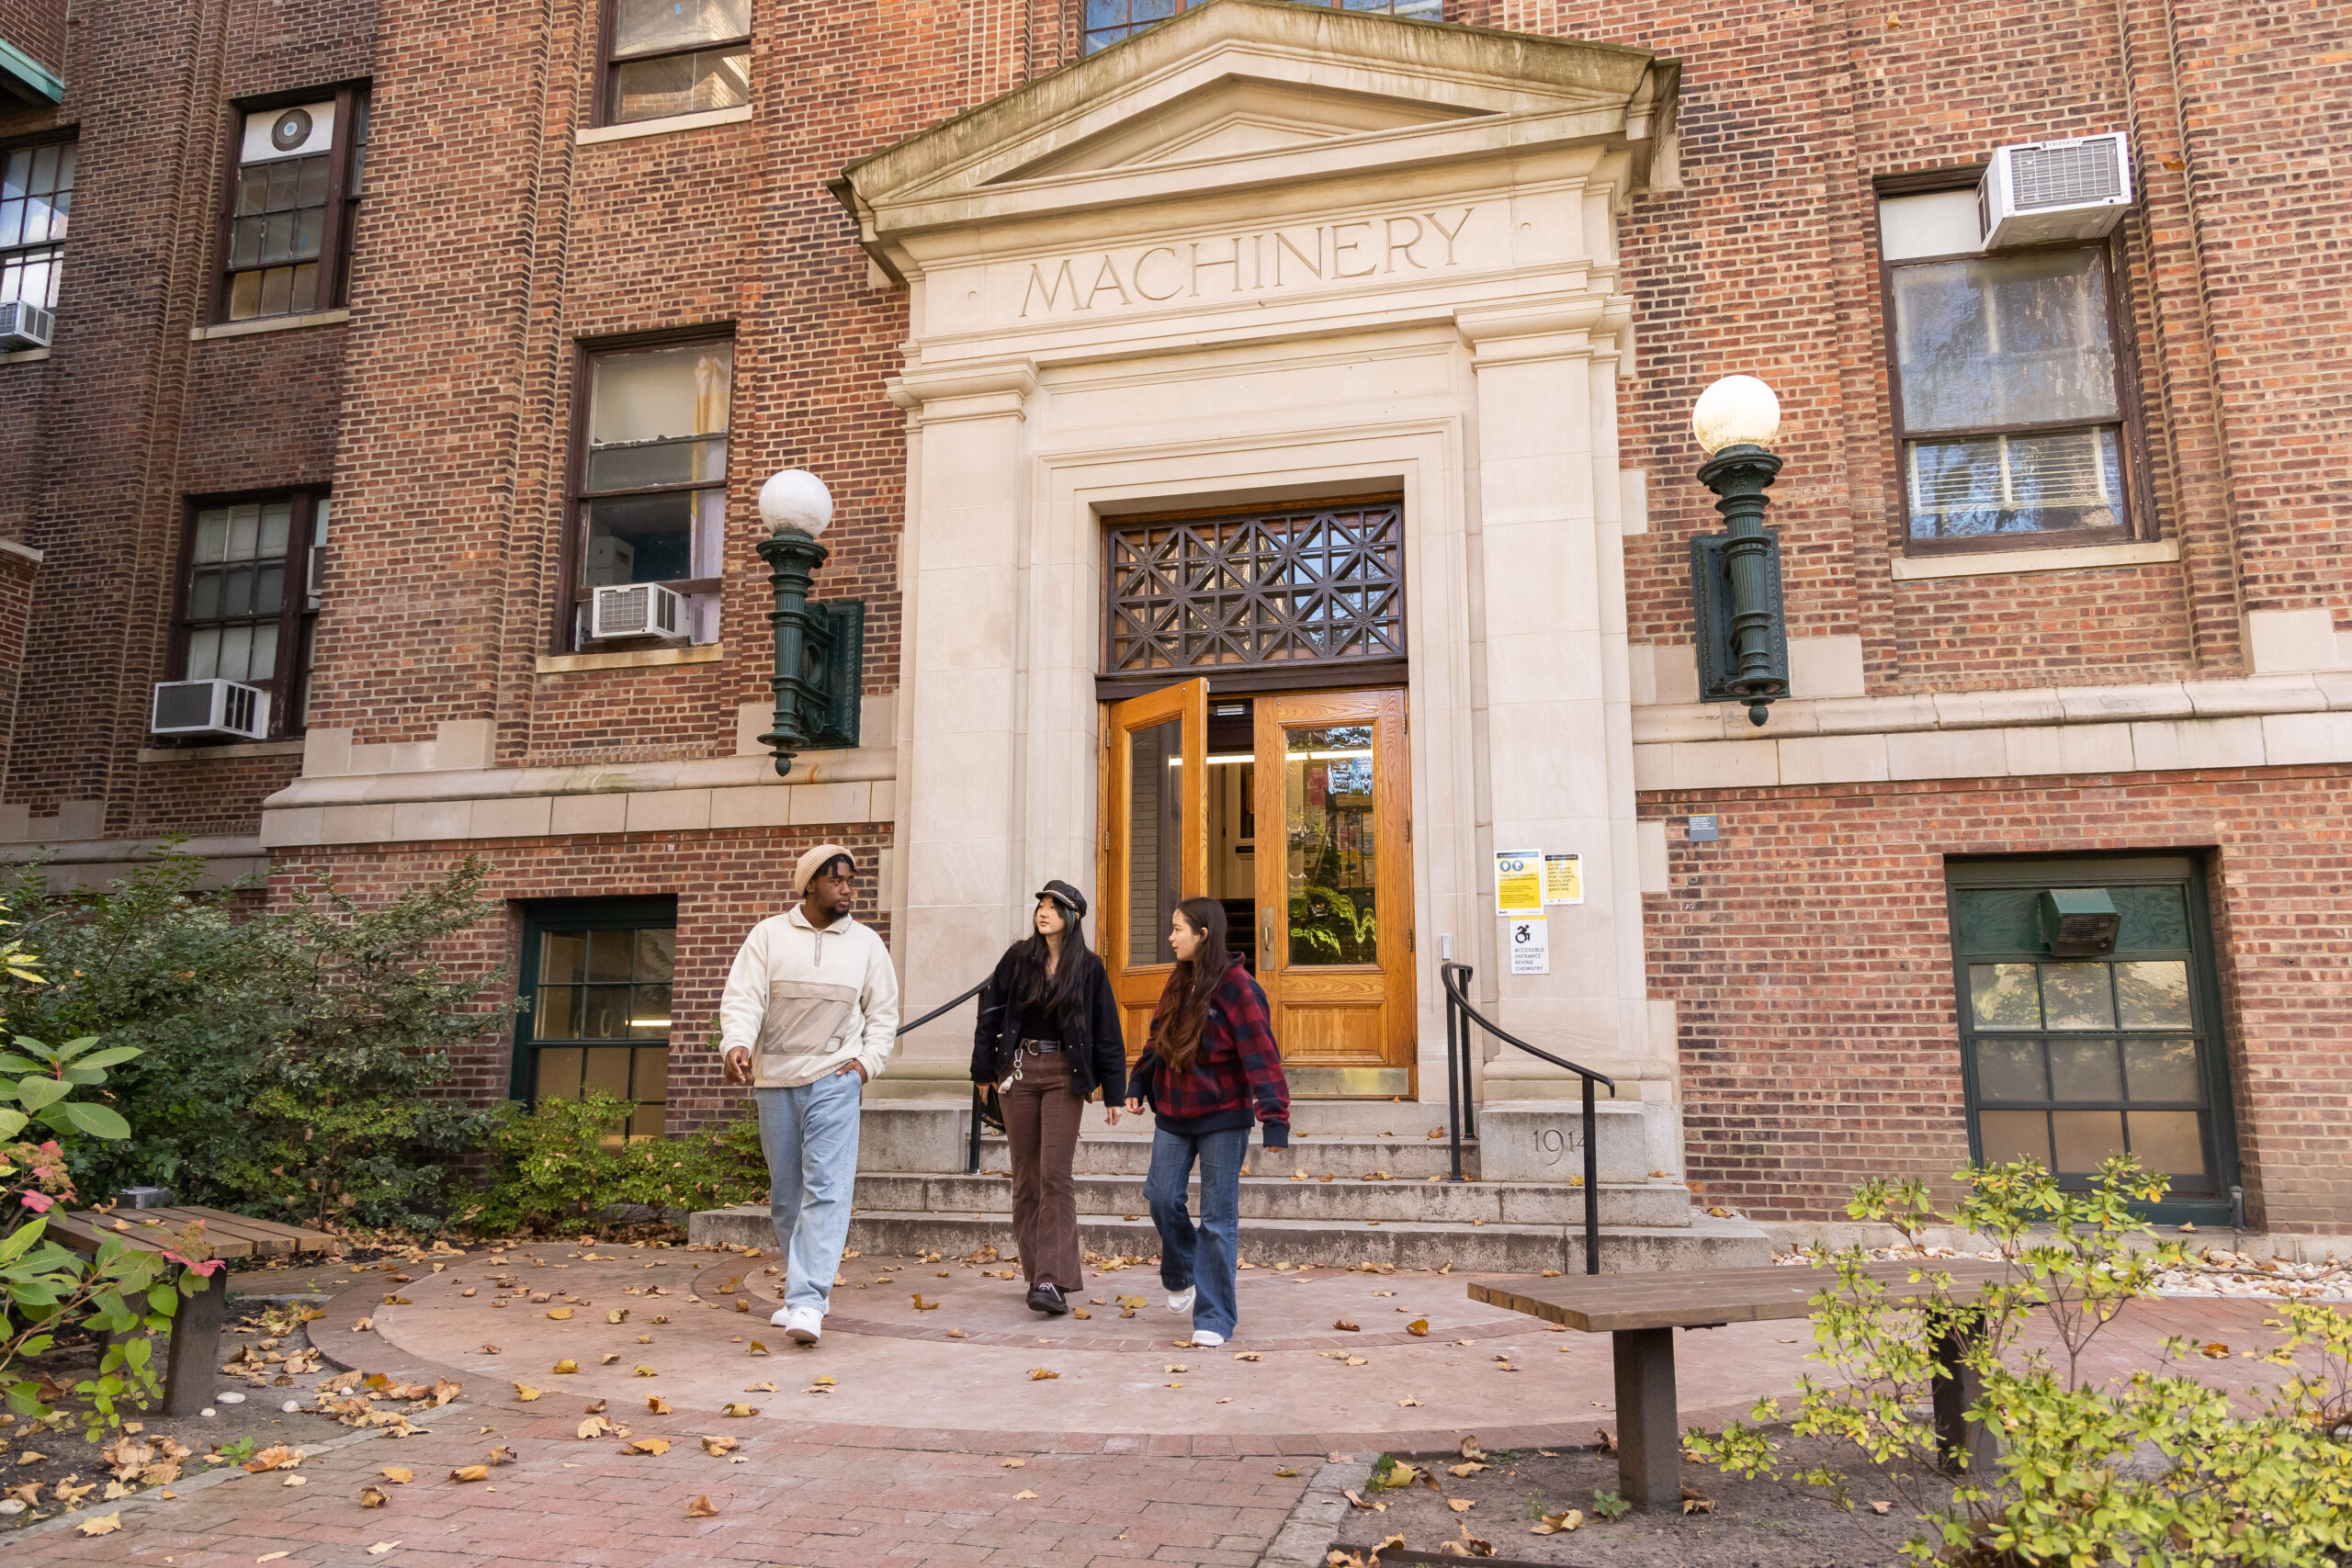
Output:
[1189, 1329, 1226, 1348]
[769, 1306, 795, 1328]
[783, 1307, 822, 1345]
[1168, 1286, 1195, 1315]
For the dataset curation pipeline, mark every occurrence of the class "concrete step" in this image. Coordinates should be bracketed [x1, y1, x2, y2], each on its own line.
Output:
[971, 1133, 1484, 1181]
[689, 1205, 1771, 1274]
[857, 1171, 1691, 1228]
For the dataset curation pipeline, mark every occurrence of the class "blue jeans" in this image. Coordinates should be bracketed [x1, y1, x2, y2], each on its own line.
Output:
[1145, 1123, 1250, 1338]
[754, 1070, 864, 1316]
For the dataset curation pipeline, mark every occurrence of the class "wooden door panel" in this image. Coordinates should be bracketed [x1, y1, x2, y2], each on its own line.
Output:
[1253, 687, 1414, 1089]
[1102, 679, 1209, 1062]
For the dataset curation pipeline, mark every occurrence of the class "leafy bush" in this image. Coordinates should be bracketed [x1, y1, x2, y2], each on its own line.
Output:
[4, 848, 516, 1231]
[1684, 1156, 2352, 1566]
[469, 1091, 766, 1237]
[0, 1218, 213, 1435]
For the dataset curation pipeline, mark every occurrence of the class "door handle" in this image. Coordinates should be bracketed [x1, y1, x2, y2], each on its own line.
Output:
[1260, 906, 1276, 959]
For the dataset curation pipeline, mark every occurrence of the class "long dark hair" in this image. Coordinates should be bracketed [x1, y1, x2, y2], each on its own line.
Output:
[1007, 896, 1094, 1027]
[1151, 897, 1230, 1074]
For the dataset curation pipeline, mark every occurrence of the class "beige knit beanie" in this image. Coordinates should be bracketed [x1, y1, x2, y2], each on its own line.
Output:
[793, 842, 855, 896]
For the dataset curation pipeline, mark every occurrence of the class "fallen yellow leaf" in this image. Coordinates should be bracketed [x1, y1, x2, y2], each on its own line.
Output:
[380, 1467, 413, 1483]
[647, 1395, 673, 1415]
[1012, 1488, 1038, 1500]
[722, 1403, 760, 1417]
[634, 1364, 659, 1377]
[1447, 1497, 1476, 1512]
[1407, 1318, 1430, 1337]
[360, 1485, 390, 1508]
[1234, 1351, 1263, 1362]
[1531, 1508, 1583, 1534]
[624, 1438, 672, 1456]
[912, 1293, 939, 1311]
[513, 1383, 543, 1402]
[546, 1307, 573, 1320]
[685, 1495, 718, 1517]
[77, 1512, 123, 1537]
[448, 1466, 490, 1483]
[607, 1309, 628, 1324]
[552, 1359, 579, 1374]
[700, 1436, 739, 1455]
[1028, 1368, 1059, 1381]
[748, 1341, 770, 1357]
[1001, 1458, 1026, 1468]
[578, 1416, 617, 1439]
[366, 1542, 400, 1555]
[601, 1354, 622, 1366]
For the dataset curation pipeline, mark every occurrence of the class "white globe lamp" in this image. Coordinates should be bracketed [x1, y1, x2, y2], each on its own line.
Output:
[1690, 374, 1781, 456]
[759, 468, 834, 537]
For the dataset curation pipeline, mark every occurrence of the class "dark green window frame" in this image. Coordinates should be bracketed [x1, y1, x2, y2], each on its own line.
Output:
[1946, 855, 2241, 1226]
[512, 897, 678, 1143]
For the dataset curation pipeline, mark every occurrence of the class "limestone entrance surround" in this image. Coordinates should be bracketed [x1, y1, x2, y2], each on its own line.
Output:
[842, 0, 1682, 1126]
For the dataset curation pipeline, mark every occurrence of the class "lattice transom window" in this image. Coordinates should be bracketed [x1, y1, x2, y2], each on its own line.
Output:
[1105, 500, 1405, 675]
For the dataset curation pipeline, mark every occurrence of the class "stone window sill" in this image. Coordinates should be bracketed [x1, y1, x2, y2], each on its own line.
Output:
[189, 309, 351, 343]
[1892, 537, 2179, 581]
[138, 738, 308, 763]
[2, 346, 51, 366]
[575, 104, 753, 146]
[536, 642, 723, 675]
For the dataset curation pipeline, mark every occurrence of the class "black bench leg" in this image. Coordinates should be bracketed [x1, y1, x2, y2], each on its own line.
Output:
[1611, 1326, 1681, 1514]
[160, 1274, 229, 1418]
[1930, 1318, 1996, 1477]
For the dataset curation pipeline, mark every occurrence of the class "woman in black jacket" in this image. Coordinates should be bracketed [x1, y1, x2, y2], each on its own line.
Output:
[969, 879, 1125, 1315]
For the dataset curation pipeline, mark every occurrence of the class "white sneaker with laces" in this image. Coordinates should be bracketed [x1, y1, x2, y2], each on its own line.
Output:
[769, 1306, 794, 1328]
[1189, 1329, 1226, 1348]
[783, 1306, 822, 1345]
[1168, 1286, 1196, 1315]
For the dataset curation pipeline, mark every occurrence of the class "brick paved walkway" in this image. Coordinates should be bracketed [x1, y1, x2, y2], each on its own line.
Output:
[12, 1241, 2312, 1567]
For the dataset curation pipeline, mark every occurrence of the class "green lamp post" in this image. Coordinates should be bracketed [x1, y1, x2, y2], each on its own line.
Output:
[755, 468, 863, 778]
[1689, 374, 1792, 728]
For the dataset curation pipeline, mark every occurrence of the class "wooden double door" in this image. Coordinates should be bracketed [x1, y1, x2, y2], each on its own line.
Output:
[1101, 679, 1414, 1096]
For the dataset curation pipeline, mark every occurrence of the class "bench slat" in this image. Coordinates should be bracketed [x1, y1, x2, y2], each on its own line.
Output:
[1471, 1260, 2009, 1333]
[138, 1208, 300, 1257]
[169, 1205, 336, 1253]
[46, 1212, 257, 1261]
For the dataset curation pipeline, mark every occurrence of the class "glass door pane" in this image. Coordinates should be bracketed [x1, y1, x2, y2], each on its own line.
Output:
[1126, 716, 1182, 966]
[1102, 679, 1208, 1058]
[1282, 724, 1378, 966]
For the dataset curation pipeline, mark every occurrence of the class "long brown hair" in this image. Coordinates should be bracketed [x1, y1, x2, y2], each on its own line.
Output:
[1150, 897, 1230, 1074]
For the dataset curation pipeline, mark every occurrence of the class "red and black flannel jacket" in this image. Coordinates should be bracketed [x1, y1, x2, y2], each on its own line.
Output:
[1131, 959, 1291, 1148]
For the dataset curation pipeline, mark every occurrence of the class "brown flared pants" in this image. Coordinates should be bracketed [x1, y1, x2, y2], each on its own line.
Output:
[1003, 1047, 1086, 1291]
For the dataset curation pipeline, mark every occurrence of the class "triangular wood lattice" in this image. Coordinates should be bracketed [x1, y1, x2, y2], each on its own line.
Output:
[1107, 501, 1405, 673]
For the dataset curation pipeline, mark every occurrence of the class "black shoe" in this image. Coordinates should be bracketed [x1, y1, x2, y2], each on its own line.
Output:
[1025, 1281, 1069, 1315]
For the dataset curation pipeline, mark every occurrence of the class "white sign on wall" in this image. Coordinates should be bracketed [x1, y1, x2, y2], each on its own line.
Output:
[1508, 915, 1550, 975]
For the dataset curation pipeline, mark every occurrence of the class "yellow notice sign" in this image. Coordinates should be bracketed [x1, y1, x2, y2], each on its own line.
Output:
[1494, 850, 1544, 916]
[1544, 852, 1584, 906]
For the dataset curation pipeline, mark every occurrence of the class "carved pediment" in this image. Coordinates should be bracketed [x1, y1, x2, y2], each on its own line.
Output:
[837, 0, 1678, 272]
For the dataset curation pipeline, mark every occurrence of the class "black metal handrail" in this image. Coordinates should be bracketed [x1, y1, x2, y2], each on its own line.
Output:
[1440, 959, 1615, 1275]
[891, 977, 992, 1173]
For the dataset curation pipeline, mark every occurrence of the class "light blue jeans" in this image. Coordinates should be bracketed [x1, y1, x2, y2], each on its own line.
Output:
[1145, 1123, 1250, 1339]
[754, 1070, 864, 1316]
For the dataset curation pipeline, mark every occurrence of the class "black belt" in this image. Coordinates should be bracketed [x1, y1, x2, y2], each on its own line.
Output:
[1019, 1039, 1065, 1054]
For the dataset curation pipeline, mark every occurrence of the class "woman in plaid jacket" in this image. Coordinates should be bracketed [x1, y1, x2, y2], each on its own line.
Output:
[1124, 897, 1291, 1348]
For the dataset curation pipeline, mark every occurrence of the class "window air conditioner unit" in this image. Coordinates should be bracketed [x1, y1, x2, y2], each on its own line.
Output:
[1978, 133, 2133, 249]
[588, 581, 685, 642]
[0, 301, 54, 351]
[151, 679, 269, 740]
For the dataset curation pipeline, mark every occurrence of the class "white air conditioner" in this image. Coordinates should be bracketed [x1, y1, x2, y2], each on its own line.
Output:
[1978, 133, 2133, 249]
[151, 679, 269, 740]
[0, 301, 54, 351]
[588, 581, 685, 642]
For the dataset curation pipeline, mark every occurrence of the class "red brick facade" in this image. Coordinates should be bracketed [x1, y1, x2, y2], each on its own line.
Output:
[3, 0, 2345, 1230]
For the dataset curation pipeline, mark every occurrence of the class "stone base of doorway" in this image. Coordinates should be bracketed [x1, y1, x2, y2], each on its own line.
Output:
[690, 1204, 1772, 1272]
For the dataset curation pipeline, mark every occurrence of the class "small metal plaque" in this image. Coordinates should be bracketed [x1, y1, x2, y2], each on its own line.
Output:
[1686, 815, 1721, 842]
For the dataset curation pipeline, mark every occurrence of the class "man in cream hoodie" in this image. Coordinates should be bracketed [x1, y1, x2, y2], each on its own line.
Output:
[720, 843, 899, 1345]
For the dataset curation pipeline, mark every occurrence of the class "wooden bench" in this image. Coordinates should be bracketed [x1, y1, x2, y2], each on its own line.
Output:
[1471, 1259, 2008, 1514]
[48, 1205, 336, 1417]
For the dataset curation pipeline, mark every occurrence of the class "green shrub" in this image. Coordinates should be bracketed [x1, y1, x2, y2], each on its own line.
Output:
[469, 1091, 766, 1237]
[4, 848, 515, 1231]
[1684, 1156, 2352, 1565]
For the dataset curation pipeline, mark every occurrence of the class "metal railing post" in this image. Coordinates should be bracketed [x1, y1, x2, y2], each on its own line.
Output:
[1445, 970, 1464, 1183]
[967, 1084, 985, 1175]
[1581, 1074, 1600, 1275]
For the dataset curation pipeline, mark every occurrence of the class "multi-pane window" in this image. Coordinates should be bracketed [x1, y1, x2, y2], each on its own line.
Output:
[175, 493, 325, 732]
[1, 139, 74, 313]
[1084, 0, 1439, 52]
[1880, 190, 2135, 549]
[605, 0, 752, 125]
[516, 902, 676, 1143]
[572, 338, 731, 648]
[1947, 858, 2237, 1225]
[222, 89, 368, 321]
